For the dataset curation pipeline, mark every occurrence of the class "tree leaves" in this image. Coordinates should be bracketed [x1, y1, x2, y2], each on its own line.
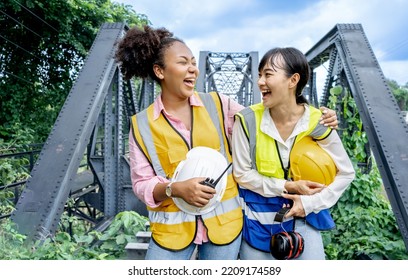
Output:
[0, 0, 149, 142]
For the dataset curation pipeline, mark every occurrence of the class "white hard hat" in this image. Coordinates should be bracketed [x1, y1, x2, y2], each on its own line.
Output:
[171, 146, 229, 215]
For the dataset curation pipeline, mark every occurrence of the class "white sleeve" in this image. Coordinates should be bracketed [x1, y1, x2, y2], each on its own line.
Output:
[231, 119, 286, 197]
[300, 130, 356, 215]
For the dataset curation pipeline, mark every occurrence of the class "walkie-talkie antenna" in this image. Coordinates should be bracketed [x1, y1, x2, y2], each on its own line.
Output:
[200, 162, 233, 188]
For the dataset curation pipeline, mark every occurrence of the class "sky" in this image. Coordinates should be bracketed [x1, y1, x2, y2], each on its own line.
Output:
[116, 0, 408, 86]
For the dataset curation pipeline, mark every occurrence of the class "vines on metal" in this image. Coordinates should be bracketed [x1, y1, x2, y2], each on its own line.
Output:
[322, 85, 408, 259]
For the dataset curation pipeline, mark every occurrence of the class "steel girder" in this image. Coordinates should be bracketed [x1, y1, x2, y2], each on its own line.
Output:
[11, 23, 148, 241]
[306, 23, 408, 250]
[196, 51, 261, 106]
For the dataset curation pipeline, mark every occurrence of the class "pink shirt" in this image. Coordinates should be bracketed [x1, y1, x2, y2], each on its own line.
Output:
[129, 93, 244, 244]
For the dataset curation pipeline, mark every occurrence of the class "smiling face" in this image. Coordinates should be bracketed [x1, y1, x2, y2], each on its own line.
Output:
[154, 41, 199, 99]
[258, 56, 294, 109]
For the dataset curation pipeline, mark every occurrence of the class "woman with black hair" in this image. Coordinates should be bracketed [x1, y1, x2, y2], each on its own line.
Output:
[232, 47, 355, 260]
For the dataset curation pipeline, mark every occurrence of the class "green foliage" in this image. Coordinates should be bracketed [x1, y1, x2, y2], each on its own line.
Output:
[0, 127, 38, 217]
[0, 124, 37, 154]
[0, 190, 15, 216]
[388, 79, 408, 111]
[322, 85, 408, 260]
[97, 211, 148, 257]
[0, 159, 29, 187]
[0, 219, 31, 260]
[0, 130, 35, 221]
[0, 0, 149, 142]
[0, 125, 38, 190]
[0, 126, 151, 260]
[0, 211, 148, 260]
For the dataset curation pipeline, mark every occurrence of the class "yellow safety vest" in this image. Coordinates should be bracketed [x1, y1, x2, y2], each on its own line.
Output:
[236, 103, 331, 179]
[131, 91, 242, 250]
[235, 103, 334, 251]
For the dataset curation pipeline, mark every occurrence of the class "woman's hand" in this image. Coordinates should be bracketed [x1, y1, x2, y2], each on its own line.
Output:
[319, 106, 338, 129]
[282, 193, 306, 218]
[172, 177, 216, 207]
[284, 180, 325, 195]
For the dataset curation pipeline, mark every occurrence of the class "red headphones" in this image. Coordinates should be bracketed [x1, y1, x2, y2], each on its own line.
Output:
[270, 207, 304, 260]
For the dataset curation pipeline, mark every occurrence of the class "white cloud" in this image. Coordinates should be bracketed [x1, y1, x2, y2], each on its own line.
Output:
[380, 60, 408, 85]
[118, 0, 408, 85]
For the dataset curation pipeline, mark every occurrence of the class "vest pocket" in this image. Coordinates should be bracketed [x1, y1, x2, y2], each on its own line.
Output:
[156, 148, 187, 177]
[151, 221, 183, 233]
[258, 159, 280, 177]
[213, 202, 243, 225]
[167, 148, 187, 164]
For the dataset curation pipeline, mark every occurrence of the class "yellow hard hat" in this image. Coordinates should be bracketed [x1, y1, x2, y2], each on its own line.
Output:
[289, 136, 337, 185]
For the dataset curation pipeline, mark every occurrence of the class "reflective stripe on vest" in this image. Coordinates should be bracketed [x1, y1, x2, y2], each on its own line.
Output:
[131, 91, 242, 250]
[235, 104, 334, 252]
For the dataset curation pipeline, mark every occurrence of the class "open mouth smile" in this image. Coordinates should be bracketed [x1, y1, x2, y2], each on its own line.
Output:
[184, 78, 195, 88]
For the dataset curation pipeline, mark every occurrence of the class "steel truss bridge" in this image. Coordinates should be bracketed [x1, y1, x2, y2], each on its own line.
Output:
[10, 23, 408, 251]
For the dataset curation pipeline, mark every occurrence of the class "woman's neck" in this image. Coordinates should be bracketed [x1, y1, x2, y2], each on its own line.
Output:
[270, 103, 305, 141]
[270, 102, 303, 121]
[161, 93, 192, 130]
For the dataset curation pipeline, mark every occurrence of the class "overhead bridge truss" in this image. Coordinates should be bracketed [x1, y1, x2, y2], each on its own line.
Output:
[196, 51, 261, 106]
[11, 23, 408, 251]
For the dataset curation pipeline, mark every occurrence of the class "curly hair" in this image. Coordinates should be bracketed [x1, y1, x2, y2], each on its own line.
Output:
[115, 25, 184, 82]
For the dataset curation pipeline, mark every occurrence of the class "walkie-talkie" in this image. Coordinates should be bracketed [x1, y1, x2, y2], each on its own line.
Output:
[199, 162, 232, 188]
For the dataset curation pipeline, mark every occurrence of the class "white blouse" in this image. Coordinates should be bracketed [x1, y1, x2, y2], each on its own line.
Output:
[231, 105, 356, 215]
